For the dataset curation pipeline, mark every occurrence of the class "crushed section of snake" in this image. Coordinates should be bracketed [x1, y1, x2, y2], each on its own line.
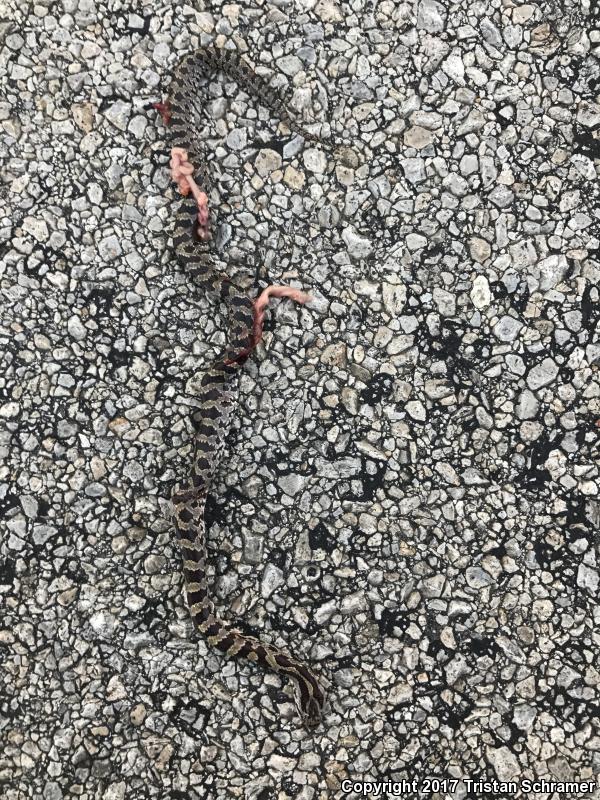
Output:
[161, 46, 327, 729]
[170, 147, 211, 241]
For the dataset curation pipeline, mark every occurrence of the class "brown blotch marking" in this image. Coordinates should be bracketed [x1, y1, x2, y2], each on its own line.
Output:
[235, 640, 254, 659]
[193, 423, 216, 437]
[201, 388, 223, 403]
[214, 633, 236, 652]
[186, 589, 205, 607]
[201, 406, 222, 420]
[178, 507, 194, 524]
[191, 603, 212, 620]
[203, 622, 223, 638]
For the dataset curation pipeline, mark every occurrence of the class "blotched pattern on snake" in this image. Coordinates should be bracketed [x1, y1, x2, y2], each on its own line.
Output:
[159, 46, 328, 728]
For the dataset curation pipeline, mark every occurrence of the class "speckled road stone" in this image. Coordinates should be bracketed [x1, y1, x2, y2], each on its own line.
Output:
[1, 0, 599, 797]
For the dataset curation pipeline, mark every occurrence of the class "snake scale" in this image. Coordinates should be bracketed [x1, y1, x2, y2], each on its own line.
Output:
[163, 47, 327, 728]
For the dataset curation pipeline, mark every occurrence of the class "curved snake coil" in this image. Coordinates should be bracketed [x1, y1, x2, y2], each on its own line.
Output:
[165, 47, 327, 728]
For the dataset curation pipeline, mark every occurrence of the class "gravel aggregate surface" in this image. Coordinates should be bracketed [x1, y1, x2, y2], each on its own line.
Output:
[1, 1, 599, 798]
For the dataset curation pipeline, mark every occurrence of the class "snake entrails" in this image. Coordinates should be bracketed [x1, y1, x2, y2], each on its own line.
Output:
[161, 46, 327, 728]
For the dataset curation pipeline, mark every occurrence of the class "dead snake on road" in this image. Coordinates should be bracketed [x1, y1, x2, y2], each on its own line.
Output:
[158, 46, 330, 728]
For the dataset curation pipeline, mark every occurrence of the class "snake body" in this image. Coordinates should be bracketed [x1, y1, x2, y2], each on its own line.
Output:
[166, 47, 325, 728]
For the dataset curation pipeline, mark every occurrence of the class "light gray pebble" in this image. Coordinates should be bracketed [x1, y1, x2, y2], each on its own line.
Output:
[420, 575, 445, 598]
[85, 482, 106, 497]
[442, 53, 465, 84]
[401, 157, 426, 184]
[261, 564, 285, 598]
[104, 783, 126, 800]
[268, 754, 297, 772]
[99, 234, 122, 261]
[465, 567, 494, 588]
[33, 525, 56, 546]
[433, 288, 456, 316]
[406, 233, 427, 251]
[527, 358, 559, 391]
[20, 496, 38, 518]
[411, 110, 443, 130]
[536, 254, 568, 291]
[486, 746, 521, 782]
[43, 782, 63, 800]
[144, 555, 166, 574]
[557, 665, 580, 688]
[22, 216, 49, 242]
[277, 55, 302, 76]
[488, 185, 514, 208]
[382, 282, 406, 315]
[340, 387, 359, 414]
[516, 389, 539, 419]
[577, 101, 600, 127]
[460, 154, 478, 175]
[0, 402, 20, 418]
[480, 18, 503, 48]
[577, 564, 599, 593]
[443, 173, 469, 196]
[469, 237, 491, 263]
[104, 100, 130, 131]
[356, 440, 386, 460]
[128, 115, 148, 137]
[255, 149, 282, 176]
[57, 420, 77, 438]
[67, 315, 86, 341]
[278, 472, 307, 496]
[243, 532, 264, 565]
[317, 203, 340, 228]
[456, 109, 486, 135]
[513, 704, 536, 730]
[404, 126, 435, 149]
[493, 315, 523, 342]
[315, 457, 360, 478]
[303, 147, 328, 174]
[445, 654, 470, 684]
[87, 183, 103, 205]
[341, 226, 373, 260]
[405, 400, 426, 421]
[226, 128, 247, 150]
[89, 611, 117, 639]
[314, 600, 337, 625]
[128, 13, 144, 28]
[470, 275, 491, 308]
[340, 591, 368, 614]
[417, 0, 446, 32]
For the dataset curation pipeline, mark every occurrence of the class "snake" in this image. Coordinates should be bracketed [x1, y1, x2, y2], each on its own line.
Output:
[160, 46, 327, 729]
